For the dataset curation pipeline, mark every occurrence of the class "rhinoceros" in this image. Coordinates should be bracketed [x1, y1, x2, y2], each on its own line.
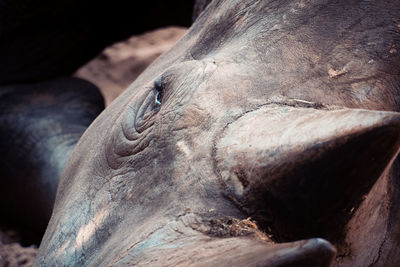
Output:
[36, 0, 400, 266]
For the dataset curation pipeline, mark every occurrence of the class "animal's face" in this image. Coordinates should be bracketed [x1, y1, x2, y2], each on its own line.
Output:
[37, 0, 400, 265]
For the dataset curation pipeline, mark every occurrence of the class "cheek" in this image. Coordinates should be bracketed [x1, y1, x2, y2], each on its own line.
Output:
[175, 104, 214, 130]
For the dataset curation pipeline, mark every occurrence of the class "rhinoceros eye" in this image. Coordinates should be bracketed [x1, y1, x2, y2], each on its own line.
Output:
[153, 76, 164, 108]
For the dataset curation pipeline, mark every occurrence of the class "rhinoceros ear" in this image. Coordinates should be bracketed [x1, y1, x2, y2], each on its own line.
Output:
[215, 105, 400, 241]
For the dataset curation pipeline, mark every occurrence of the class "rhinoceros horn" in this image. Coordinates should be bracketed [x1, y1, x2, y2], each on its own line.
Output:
[112, 235, 335, 266]
[215, 104, 400, 244]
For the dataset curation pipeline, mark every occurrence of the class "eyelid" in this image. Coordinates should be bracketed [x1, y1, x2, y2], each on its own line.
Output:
[154, 91, 162, 106]
[154, 76, 163, 92]
[151, 66, 183, 109]
[152, 76, 164, 110]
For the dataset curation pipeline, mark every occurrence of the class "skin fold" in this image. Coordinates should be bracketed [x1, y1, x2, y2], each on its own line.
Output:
[35, 0, 400, 266]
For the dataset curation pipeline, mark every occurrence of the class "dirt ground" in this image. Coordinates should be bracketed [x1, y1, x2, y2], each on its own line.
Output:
[0, 226, 37, 267]
[0, 26, 187, 267]
[75, 26, 187, 106]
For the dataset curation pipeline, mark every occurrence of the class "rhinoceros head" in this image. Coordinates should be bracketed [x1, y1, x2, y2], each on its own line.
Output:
[37, 0, 400, 266]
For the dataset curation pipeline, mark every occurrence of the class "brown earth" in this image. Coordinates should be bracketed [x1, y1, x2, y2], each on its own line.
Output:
[75, 26, 187, 106]
[0, 26, 187, 266]
[0, 226, 37, 267]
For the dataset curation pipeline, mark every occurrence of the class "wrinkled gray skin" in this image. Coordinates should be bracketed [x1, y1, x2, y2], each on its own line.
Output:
[37, 0, 400, 266]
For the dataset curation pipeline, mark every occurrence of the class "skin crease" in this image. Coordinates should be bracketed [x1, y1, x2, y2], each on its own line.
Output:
[37, 0, 400, 266]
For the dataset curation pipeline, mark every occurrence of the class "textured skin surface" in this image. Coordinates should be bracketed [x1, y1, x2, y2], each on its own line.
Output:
[37, 0, 400, 266]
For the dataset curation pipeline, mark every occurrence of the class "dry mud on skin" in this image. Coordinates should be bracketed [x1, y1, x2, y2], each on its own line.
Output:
[0, 26, 187, 266]
[75, 26, 188, 106]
